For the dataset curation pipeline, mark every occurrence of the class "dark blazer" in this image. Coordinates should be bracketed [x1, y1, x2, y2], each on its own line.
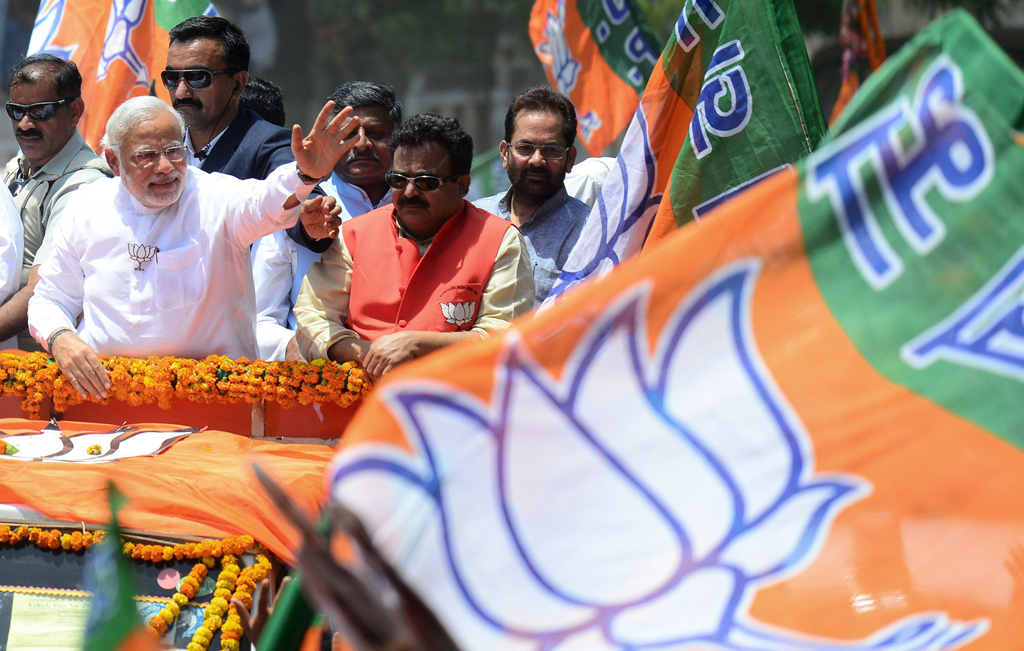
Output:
[201, 107, 330, 252]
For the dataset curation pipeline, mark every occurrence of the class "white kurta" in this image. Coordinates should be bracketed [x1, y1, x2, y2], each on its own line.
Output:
[0, 185, 23, 350]
[28, 162, 314, 359]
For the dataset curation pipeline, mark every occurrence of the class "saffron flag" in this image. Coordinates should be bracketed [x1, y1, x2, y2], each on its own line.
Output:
[326, 10, 1024, 649]
[82, 481, 157, 651]
[29, 0, 216, 152]
[0, 420, 333, 562]
[544, 0, 827, 305]
[530, 0, 660, 156]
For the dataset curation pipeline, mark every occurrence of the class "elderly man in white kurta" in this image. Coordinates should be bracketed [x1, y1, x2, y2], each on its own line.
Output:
[27, 95, 359, 400]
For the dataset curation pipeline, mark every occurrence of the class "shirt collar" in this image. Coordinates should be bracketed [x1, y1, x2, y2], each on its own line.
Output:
[502, 185, 572, 226]
[185, 126, 228, 163]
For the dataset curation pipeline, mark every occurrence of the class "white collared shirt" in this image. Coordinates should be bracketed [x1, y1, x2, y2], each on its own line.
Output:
[28, 162, 314, 359]
[0, 185, 23, 350]
[251, 172, 391, 360]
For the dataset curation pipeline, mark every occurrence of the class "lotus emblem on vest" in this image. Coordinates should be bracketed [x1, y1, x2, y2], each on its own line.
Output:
[440, 301, 476, 326]
[331, 259, 986, 650]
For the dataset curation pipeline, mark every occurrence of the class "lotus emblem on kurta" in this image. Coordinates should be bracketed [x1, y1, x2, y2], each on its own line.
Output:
[331, 259, 987, 650]
[441, 301, 477, 326]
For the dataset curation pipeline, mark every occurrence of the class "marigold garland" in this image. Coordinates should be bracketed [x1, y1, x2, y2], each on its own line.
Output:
[2, 527, 267, 642]
[0, 353, 371, 418]
[0, 525, 106, 550]
[148, 562, 207, 637]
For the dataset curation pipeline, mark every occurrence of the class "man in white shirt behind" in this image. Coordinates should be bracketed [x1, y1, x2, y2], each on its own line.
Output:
[252, 81, 400, 360]
[28, 95, 360, 400]
[0, 185, 24, 349]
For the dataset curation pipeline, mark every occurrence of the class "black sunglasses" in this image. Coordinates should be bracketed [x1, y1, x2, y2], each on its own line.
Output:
[160, 68, 241, 90]
[385, 172, 461, 192]
[6, 97, 76, 121]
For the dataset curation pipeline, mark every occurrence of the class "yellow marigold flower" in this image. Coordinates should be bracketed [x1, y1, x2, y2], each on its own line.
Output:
[202, 556, 215, 568]
[159, 608, 174, 625]
[166, 601, 180, 617]
[187, 642, 206, 651]
[209, 614, 226, 629]
[208, 603, 226, 618]
[194, 626, 213, 641]
[221, 620, 243, 635]
[221, 640, 240, 651]
[172, 593, 189, 606]
[162, 546, 174, 561]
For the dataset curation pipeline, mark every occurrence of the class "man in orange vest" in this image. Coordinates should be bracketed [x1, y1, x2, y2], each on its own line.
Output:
[294, 113, 535, 381]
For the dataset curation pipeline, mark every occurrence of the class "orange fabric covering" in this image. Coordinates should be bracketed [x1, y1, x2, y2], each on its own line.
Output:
[0, 418, 333, 563]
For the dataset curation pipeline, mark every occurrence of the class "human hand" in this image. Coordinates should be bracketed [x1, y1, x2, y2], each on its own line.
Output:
[299, 195, 343, 241]
[51, 331, 109, 399]
[231, 575, 292, 645]
[326, 338, 371, 365]
[362, 332, 424, 382]
[292, 102, 360, 180]
[284, 335, 304, 361]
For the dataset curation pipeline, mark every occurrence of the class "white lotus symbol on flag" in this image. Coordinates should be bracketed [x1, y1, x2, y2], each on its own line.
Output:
[440, 301, 477, 326]
[0, 420, 194, 463]
[331, 260, 987, 650]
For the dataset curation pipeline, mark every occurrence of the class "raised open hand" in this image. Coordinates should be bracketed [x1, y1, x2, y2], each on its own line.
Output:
[291, 101, 360, 181]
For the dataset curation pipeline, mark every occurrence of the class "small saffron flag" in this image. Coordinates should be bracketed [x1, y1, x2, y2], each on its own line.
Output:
[529, 0, 660, 156]
[326, 9, 1024, 649]
[28, 0, 216, 152]
[544, 0, 827, 306]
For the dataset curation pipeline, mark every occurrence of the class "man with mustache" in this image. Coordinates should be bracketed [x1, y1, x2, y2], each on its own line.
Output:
[165, 16, 331, 255]
[0, 54, 110, 350]
[474, 86, 590, 304]
[26, 96, 357, 399]
[252, 81, 400, 360]
[294, 114, 535, 381]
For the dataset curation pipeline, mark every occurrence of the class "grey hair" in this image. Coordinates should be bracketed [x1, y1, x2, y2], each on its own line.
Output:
[100, 96, 186, 153]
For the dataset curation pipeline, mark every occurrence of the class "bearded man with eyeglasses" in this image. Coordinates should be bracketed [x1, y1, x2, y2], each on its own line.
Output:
[294, 114, 535, 382]
[26, 96, 359, 401]
[474, 86, 590, 305]
[0, 54, 111, 351]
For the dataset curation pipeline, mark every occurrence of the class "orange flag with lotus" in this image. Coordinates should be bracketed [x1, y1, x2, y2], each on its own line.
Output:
[529, 0, 659, 156]
[28, 0, 216, 152]
[326, 10, 1024, 649]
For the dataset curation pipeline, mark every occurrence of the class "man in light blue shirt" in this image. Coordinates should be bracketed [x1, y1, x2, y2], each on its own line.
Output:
[251, 82, 400, 360]
[474, 86, 589, 305]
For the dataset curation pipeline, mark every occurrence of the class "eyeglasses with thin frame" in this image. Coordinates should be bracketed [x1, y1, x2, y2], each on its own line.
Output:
[6, 97, 77, 121]
[130, 145, 188, 169]
[160, 68, 241, 90]
[506, 141, 569, 161]
[385, 171, 461, 192]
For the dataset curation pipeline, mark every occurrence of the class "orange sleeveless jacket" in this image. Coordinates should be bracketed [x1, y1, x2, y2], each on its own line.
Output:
[344, 201, 512, 340]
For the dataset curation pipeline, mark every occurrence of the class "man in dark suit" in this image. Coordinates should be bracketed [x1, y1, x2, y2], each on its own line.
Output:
[163, 16, 328, 251]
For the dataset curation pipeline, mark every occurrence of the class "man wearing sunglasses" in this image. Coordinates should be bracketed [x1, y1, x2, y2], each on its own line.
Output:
[294, 114, 535, 382]
[0, 54, 110, 352]
[474, 87, 590, 305]
[165, 16, 331, 256]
